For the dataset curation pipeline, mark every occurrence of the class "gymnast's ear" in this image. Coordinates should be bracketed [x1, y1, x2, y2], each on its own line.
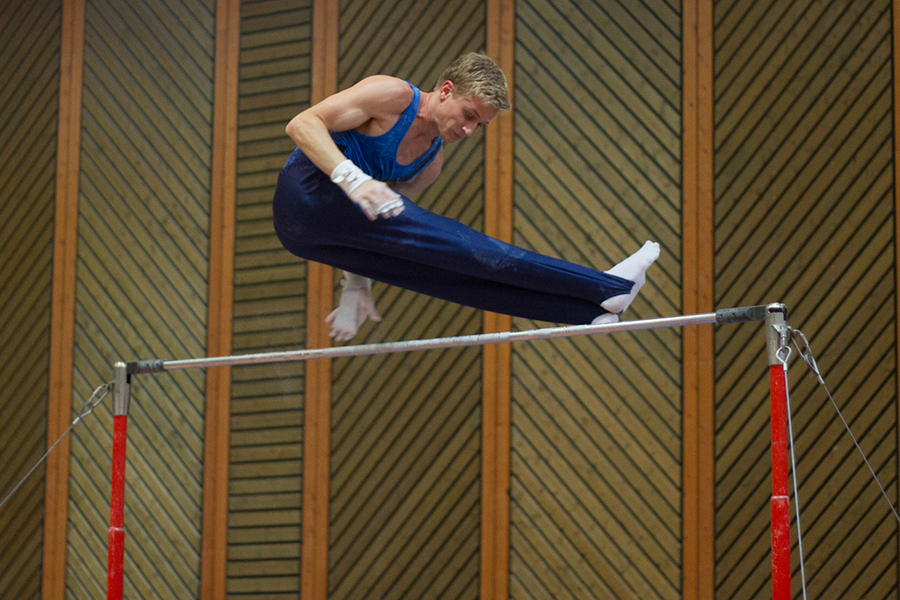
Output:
[438, 80, 455, 100]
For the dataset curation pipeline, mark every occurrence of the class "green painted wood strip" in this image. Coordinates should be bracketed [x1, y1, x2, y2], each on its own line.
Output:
[82, 7, 212, 198]
[715, 3, 889, 227]
[715, 0, 788, 98]
[76, 176, 208, 358]
[329, 418, 481, 598]
[511, 421, 673, 598]
[78, 97, 209, 291]
[86, 0, 213, 116]
[329, 350, 481, 556]
[515, 21, 680, 208]
[78, 75, 210, 267]
[512, 356, 680, 546]
[228, 508, 302, 530]
[716, 0, 873, 146]
[0, 1, 59, 110]
[0, 255, 53, 348]
[0, 72, 59, 177]
[339, 0, 482, 86]
[329, 309, 481, 479]
[513, 341, 681, 507]
[0, 136, 55, 227]
[716, 143, 892, 382]
[513, 9, 681, 320]
[369, 474, 480, 600]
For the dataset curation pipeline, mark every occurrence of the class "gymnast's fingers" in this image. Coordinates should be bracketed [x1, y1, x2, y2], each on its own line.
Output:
[376, 197, 404, 219]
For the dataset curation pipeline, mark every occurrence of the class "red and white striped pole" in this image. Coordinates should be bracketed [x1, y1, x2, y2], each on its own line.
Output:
[765, 305, 791, 600]
[107, 362, 130, 600]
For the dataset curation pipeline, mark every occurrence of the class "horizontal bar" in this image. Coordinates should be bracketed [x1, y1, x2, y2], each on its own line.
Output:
[127, 305, 775, 374]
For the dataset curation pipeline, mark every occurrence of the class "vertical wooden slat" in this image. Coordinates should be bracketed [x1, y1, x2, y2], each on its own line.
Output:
[482, 1, 515, 598]
[201, 0, 240, 596]
[43, 0, 84, 598]
[302, 2, 337, 600]
[681, 1, 698, 593]
[682, 0, 714, 598]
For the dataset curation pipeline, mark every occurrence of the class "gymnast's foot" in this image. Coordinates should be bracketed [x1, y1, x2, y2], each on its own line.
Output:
[598, 241, 660, 316]
[591, 312, 620, 325]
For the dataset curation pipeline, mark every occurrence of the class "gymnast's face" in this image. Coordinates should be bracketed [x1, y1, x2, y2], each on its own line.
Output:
[435, 81, 498, 143]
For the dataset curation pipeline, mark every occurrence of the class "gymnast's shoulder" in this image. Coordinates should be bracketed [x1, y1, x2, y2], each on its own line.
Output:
[338, 75, 414, 115]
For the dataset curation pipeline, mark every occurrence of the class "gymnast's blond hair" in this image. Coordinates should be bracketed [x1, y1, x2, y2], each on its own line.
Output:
[436, 52, 511, 112]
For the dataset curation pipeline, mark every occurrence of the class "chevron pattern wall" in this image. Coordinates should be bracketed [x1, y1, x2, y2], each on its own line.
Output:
[510, 0, 683, 598]
[0, 0, 60, 597]
[713, 0, 897, 597]
[64, 0, 214, 596]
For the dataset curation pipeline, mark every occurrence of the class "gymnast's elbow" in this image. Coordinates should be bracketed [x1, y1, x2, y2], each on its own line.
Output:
[285, 114, 307, 144]
[285, 112, 322, 147]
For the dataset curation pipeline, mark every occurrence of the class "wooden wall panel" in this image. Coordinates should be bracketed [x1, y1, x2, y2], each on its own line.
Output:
[510, 0, 683, 598]
[64, 0, 215, 596]
[226, 0, 312, 597]
[481, 2, 516, 599]
[0, 0, 60, 597]
[713, 0, 897, 597]
[326, 1, 486, 598]
[1, 0, 899, 597]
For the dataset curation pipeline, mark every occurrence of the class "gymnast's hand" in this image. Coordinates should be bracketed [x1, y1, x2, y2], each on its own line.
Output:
[326, 277, 382, 342]
[350, 180, 405, 220]
[331, 159, 404, 220]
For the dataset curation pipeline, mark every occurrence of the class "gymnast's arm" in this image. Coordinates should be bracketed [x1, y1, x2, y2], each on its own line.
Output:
[286, 77, 413, 339]
[285, 75, 411, 220]
[327, 152, 443, 341]
[329, 151, 442, 342]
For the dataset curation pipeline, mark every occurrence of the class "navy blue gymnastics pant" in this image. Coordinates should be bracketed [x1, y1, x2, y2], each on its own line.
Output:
[272, 149, 633, 325]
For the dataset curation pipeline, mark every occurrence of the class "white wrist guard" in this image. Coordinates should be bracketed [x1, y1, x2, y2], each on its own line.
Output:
[331, 159, 372, 194]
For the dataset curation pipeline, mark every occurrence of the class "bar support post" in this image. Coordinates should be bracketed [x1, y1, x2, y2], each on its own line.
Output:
[100, 304, 779, 596]
[765, 303, 791, 600]
[107, 362, 130, 600]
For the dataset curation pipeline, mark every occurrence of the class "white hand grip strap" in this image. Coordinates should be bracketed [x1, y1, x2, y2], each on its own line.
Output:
[331, 159, 372, 193]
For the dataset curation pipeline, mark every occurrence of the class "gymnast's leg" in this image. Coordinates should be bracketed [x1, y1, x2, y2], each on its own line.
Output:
[273, 154, 658, 323]
[275, 240, 615, 324]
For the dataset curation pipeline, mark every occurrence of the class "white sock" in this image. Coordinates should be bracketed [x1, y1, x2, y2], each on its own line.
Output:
[598, 241, 660, 315]
[591, 312, 620, 325]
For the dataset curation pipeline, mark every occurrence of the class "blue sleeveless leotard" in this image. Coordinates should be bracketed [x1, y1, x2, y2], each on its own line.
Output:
[330, 83, 442, 182]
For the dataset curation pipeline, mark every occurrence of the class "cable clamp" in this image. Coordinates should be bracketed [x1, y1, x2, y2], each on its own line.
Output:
[791, 329, 824, 385]
[773, 323, 793, 366]
[73, 382, 111, 427]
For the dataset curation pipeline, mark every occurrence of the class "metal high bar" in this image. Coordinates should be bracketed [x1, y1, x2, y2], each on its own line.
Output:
[122, 304, 773, 375]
